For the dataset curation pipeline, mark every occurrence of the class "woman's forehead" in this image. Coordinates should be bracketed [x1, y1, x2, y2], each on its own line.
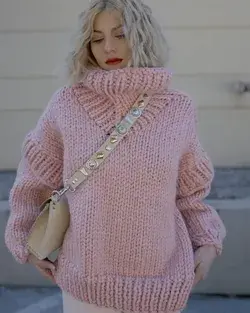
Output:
[93, 10, 123, 30]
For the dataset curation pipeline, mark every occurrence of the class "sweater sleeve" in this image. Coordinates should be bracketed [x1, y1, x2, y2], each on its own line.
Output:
[5, 89, 64, 264]
[176, 100, 226, 255]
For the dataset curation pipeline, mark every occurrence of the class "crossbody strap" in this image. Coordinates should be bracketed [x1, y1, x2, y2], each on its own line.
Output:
[52, 93, 151, 201]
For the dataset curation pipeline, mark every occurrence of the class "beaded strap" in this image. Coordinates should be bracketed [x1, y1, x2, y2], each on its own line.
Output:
[52, 93, 151, 201]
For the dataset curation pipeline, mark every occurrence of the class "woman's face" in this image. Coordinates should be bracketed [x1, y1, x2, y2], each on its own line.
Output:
[90, 10, 131, 70]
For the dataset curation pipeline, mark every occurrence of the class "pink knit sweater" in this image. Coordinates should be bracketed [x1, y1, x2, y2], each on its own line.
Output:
[5, 68, 226, 313]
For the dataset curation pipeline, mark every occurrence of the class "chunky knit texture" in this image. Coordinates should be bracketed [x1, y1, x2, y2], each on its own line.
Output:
[5, 67, 226, 313]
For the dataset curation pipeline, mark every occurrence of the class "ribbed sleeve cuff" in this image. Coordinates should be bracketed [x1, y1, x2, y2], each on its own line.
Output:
[180, 205, 226, 257]
[11, 244, 30, 264]
[192, 239, 224, 256]
[5, 230, 30, 264]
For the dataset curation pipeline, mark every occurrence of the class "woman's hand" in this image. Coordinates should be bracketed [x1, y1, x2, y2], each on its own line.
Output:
[28, 254, 56, 282]
[193, 245, 217, 287]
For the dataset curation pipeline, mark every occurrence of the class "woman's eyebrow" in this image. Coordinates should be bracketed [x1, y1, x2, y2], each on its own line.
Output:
[93, 25, 123, 33]
[112, 25, 123, 31]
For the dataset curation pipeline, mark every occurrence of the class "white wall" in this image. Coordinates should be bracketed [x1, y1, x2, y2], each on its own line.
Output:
[1, 0, 250, 168]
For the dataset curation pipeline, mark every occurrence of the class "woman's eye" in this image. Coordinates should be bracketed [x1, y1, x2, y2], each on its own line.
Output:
[116, 34, 125, 39]
[92, 38, 103, 43]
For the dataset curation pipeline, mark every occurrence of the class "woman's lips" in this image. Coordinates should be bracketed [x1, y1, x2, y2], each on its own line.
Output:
[105, 58, 123, 65]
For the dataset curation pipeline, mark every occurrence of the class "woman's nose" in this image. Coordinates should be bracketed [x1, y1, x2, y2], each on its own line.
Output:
[104, 38, 116, 53]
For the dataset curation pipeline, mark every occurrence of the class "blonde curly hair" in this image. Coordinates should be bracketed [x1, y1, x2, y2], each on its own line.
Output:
[65, 0, 168, 84]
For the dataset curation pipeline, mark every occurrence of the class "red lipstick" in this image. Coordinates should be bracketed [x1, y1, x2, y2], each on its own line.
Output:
[105, 58, 123, 65]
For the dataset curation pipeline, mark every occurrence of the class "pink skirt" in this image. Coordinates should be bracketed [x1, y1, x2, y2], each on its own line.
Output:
[62, 291, 181, 313]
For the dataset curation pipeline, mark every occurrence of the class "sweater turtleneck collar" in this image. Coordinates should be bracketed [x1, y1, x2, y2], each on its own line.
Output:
[72, 67, 172, 133]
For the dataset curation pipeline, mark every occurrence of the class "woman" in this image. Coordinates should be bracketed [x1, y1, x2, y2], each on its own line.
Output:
[5, 0, 226, 312]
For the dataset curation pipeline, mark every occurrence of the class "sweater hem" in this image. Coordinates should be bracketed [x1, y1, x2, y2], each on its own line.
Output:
[55, 255, 193, 313]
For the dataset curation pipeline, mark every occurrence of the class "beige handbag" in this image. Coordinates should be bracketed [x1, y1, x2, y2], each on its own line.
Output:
[27, 93, 151, 260]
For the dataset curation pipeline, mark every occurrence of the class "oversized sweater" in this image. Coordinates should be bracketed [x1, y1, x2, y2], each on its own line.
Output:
[5, 67, 226, 313]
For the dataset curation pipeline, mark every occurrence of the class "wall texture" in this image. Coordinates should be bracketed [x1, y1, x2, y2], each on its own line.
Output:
[1, 0, 250, 168]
